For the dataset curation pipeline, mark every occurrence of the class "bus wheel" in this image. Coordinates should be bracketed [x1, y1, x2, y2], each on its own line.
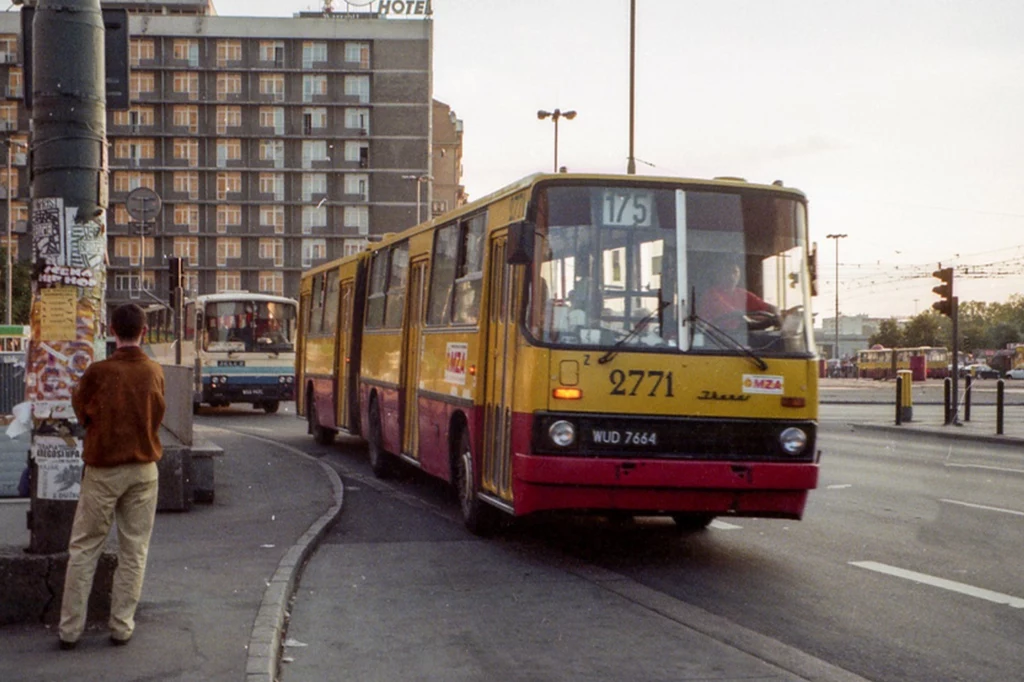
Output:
[367, 399, 394, 478]
[455, 429, 499, 536]
[263, 400, 280, 414]
[309, 401, 335, 445]
[671, 513, 715, 532]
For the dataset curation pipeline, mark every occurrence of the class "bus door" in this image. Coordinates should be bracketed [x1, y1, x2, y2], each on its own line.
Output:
[297, 292, 310, 415]
[482, 236, 515, 501]
[401, 260, 427, 459]
[336, 281, 353, 430]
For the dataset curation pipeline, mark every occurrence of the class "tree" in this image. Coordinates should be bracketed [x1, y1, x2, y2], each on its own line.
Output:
[903, 311, 945, 347]
[0, 247, 32, 325]
[869, 318, 904, 348]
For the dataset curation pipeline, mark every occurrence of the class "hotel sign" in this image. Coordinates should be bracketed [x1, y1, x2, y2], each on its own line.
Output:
[378, 0, 433, 17]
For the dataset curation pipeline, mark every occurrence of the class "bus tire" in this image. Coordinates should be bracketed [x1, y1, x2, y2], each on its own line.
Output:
[671, 513, 715, 532]
[263, 400, 280, 414]
[309, 401, 335, 445]
[455, 428, 499, 536]
[367, 399, 395, 478]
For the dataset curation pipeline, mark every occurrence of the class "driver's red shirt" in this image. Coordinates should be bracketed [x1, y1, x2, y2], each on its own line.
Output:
[698, 287, 773, 326]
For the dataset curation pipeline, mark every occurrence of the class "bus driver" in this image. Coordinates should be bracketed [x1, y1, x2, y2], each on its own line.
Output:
[698, 257, 778, 330]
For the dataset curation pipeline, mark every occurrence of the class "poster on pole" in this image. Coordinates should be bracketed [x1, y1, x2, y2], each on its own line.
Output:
[32, 435, 83, 501]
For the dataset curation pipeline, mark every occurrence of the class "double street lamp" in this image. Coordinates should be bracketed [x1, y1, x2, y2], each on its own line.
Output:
[401, 173, 432, 224]
[826, 233, 848, 365]
[537, 109, 576, 172]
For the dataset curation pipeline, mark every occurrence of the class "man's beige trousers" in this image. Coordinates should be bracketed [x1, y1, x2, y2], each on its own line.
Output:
[59, 462, 159, 643]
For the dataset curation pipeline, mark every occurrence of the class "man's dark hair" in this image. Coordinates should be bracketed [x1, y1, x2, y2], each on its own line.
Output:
[110, 303, 146, 342]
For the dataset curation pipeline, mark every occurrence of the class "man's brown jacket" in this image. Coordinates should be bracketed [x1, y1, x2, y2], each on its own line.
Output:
[71, 346, 166, 467]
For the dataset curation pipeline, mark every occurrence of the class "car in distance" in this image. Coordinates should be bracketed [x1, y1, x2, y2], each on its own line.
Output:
[1005, 367, 1024, 380]
[962, 363, 1000, 379]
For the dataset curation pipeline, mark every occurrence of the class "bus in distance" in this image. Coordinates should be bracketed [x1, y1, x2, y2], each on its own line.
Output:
[297, 173, 820, 533]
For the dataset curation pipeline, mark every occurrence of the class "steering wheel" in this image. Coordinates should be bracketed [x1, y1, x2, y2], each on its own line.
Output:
[710, 309, 780, 331]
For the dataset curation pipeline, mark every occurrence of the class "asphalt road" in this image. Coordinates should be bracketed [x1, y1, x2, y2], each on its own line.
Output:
[206, 401, 1024, 682]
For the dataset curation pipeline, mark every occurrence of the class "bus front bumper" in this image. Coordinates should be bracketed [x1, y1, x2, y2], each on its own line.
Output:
[202, 378, 295, 404]
[510, 454, 818, 519]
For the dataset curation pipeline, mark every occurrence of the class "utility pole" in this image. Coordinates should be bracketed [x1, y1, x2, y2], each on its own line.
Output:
[826, 233, 846, 366]
[626, 0, 636, 175]
[25, 0, 109, 554]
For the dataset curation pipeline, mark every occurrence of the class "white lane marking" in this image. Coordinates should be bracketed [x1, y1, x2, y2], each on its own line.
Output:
[710, 520, 742, 530]
[944, 462, 1024, 474]
[940, 498, 1024, 517]
[850, 561, 1024, 609]
[827, 484, 853, 490]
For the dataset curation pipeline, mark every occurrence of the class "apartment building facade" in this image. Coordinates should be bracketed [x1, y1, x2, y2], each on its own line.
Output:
[0, 0, 439, 309]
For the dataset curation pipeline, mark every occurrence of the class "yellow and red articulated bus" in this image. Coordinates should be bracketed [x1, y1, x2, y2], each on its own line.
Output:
[297, 173, 820, 534]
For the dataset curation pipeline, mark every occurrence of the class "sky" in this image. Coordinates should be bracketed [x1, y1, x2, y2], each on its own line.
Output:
[209, 0, 1024, 323]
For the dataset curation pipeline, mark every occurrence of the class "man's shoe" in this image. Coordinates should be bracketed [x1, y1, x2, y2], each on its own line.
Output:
[109, 635, 131, 647]
[58, 639, 78, 651]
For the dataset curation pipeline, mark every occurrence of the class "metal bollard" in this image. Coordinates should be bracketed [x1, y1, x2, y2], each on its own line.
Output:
[943, 376, 952, 425]
[895, 376, 902, 425]
[964, 374, 972, 422]
[997, 379, 1004, 435]
[897, 369, 913, 423]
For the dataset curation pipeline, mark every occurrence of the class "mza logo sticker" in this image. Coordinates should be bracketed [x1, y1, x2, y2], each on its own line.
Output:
[445, 342, 468, 385]
[742, 374, 784, 394]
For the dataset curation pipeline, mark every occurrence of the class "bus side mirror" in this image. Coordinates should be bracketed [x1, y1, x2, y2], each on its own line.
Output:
[507, 220, 534, 264]
[809, 242, 819, 297]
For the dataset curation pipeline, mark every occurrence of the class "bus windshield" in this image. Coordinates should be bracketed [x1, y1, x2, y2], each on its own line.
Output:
[527, 183, 812, 355]
[204, 300, 297, 353]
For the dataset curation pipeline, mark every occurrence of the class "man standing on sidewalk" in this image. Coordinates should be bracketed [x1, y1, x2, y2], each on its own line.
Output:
[58, 303, 166, 649]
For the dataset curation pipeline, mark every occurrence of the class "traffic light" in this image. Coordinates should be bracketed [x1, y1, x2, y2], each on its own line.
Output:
[932, 267, 954, 317]
[168, 257, 183, 308]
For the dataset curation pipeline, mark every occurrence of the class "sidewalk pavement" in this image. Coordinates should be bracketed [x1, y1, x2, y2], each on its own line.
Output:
[2, 405, 1018, 682]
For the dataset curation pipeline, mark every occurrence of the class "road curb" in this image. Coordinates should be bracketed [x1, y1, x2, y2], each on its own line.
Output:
[231, 434, 345, 682]
[848, 421, 1024, 446]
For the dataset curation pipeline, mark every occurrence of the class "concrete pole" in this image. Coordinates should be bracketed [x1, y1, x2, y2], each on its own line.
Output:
[25, 0, 108, 555]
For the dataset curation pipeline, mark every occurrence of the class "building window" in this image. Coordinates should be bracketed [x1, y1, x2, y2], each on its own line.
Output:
[301, 206, 326, 234]
[301, 173, 327, 202]
[113, 106, 155, 129]
[172, 105, 199, 133]
[129, 72, 155, 99]
[216, 73, 242, 101]
[259, 139, 284, 167]
[0, 103, 14, 130]
[216, 172, 242, 200]
[343, 239, 368, 257]
[259, 173, 284, 201]
[344, 173, 368, 199]
[174, 204, 200, 232]
[303, 107, 328, 135]
[260, 205, 285, 234]
[259, 106, 284, 134]
[302, 41, 328, 68]
[301, 238, 327, 268]
[216, 205, 242, 233]
[129, 39, 154, 66]
[173, 39, 199, 67]
[259, 74, 285, 100]
[302, 75, 327, 102]
[301, 140, 328, 168]
[216, 238, 242, 266]
[216, 106, 242, 135]
[114, 237, 155, 266]
[113, 139, 155, 163]
[173, 172, 199, 199]
[344, 42, 370, 68]
[172, 72, 200, 100]
[114, 272, 156, 291]
[216, 271, 242, 293]
[114, 205, 130, 225]
[113, 172, 155, 193]
[258, 40, 285, 65]
[216, 39, 242, 67]
[259, 238, 284, 267]
[216, 139, 242, 167]
[7, 68, 22, 98]
[173, 237, 199, 266]
[344, 75, 369, 104]
[258, 271, 284, 296]
[344, 141, 369, 167]
[344, 108, 369, 134]
[344, 206, 369, 235]
[173, 138, 199, 167]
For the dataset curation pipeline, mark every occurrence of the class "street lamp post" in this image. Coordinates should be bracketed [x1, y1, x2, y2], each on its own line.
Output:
[4, 139, 26, 326]
[627, 0, 636, 175]
[401, 174, 432, 224]
[537, 109, 576, 172]
[826, 233, 847, 366]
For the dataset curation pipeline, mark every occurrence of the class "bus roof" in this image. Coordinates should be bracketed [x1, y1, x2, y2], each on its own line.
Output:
[300, 171, 809, 281]
[193, 292, 298, 306]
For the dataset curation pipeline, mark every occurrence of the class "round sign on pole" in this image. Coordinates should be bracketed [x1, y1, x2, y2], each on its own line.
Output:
[125, 187, 162, 223]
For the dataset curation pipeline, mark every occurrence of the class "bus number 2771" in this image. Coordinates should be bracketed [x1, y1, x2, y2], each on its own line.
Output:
[609, 369, 675, 397]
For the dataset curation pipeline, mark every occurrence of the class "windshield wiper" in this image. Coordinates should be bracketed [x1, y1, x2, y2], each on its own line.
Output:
[687, 302, 768, 371]
[597, 299, 671, 365]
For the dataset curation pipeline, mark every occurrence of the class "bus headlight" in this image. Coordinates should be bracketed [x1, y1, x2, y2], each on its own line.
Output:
[548, 420, 576, 448]
[779, 427, 808, 455]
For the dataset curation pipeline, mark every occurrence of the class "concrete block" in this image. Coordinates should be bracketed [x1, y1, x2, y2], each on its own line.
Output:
[157, 447, 192, 513]
[190, 440, 219, 504]
[0, 545, 116, 626]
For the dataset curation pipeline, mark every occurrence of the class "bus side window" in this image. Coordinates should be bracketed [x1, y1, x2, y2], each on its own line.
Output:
[427, 223, 459, 325]
[365, 249, 389, 329]
[384, 242, 409, 329]
[452, 214, 485, 325]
